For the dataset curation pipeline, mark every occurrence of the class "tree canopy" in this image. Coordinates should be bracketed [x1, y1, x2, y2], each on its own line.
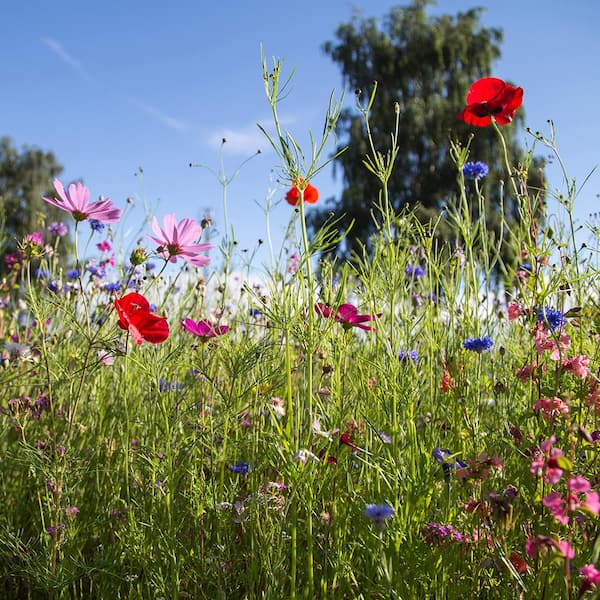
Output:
[310, 0, 544, 266]
[0, 136, 70, 275]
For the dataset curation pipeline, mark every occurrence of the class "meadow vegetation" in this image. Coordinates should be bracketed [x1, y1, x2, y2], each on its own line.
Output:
[1, 61, 599, 599]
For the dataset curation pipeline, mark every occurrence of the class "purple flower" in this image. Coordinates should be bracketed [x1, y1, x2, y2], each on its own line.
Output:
[421, 522, 468, 544]
[103, 282, 122, 293]
[463, 336, 493, 352]
[86, 262, 106, 279]
[364, 503, 394, 529]
[89, 219, 105, 232]
[405, 264, 425, 279]
[462, 161, 489, 181]
[66, 269, 79, 279]
[47, 221, 68, 236]
[228, 462, 249, 475]
[433, 448, 467, 473]
[398, 350, 418, 362]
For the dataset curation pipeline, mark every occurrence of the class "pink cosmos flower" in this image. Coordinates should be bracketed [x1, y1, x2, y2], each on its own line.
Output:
[562, 354, 591, 379]
[43, 179, 122, 223]
[182, 318, 229, 339]
[315, 303, 381, 331]
[149, 214, 211, 267]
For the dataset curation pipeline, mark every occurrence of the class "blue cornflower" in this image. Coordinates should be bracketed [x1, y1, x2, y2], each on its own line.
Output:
[519, 263, 533, 272]
[104, 282, 122, 293]
[463, 336, 494, 352]
[364, 503, 394, 529]
[145, 261, 156, 272]
[228, 462, 249, 475]
[398, 350, 419, 362]
[47, 280, 61, 293]
[405, 264, 425, 279]
[433, 448, 467, 474]
[538, 307, 565, 332]
[66, 269, 79, 280]
[463, 161, 489, 181]
[89, 219, 105, 233]
[86, 263, 106, 279]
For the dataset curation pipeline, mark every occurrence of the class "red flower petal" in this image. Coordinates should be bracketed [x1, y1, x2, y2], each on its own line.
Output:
[465, 77, 507, 105]
[114, 292, 169, 345]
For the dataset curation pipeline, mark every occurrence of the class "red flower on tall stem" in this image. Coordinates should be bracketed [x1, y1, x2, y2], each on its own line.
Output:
[114, 292, 169, 345]
[457, 77, 523, 127]
[285, 180, 319, 206]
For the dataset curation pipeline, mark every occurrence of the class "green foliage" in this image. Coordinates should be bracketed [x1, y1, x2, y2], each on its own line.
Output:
[0, 136, 72, 276]
[310, 0, 546, 271]
[0, 60, 597, 600]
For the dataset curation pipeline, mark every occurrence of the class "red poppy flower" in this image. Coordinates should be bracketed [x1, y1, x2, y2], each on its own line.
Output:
[457, 77, 523, 127]
[114, 292, 169, 345]
[285, 180, 319, 206]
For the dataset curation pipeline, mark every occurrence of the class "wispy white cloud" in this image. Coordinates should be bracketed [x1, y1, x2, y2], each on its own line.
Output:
[128, 99, 188, 133]
[41, 37, 187, 134]
[40, 37, 94, 82]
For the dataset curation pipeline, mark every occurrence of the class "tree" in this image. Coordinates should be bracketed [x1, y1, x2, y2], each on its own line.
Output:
[310, 0, 544, 267]
[0, 136, 70, 275]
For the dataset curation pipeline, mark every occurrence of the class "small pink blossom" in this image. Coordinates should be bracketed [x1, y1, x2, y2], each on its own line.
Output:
[557, 540, 575, 559]
[533, 396, 569, 421]
[526, 536, 574, 559]
[534, 324, 571, 359]
[97, 240, 112, 253]
[543, 492, 569, 525]
[515, 361, 546, 382]
[149, 214, 211, 267]
[586, 384, 600, 414]
[26, 232, 44, 246]
[568, 475, 600, 515]
[561, 354, 591, 379]
[530, 437, 564, 484]
[43, 179, 122, 223]
[507, 302, 522, 321]
[580, 564, 600, 595]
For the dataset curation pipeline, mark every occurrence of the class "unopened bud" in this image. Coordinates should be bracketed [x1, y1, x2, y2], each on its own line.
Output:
[130, 247, 148, 266]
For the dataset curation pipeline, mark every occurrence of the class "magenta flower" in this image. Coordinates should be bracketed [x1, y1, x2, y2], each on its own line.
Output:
[542, 492, 569, 525]
[149, 214, 211, 267]
[315, 303, 381, 331]
[42, 179, 122, 223]
[580, 564, 600, 595]
[530, 436, 564, 484]
[182, 318, 229, 340]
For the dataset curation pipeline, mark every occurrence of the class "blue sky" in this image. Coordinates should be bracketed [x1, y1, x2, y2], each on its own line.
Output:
[2, 0, 598, 267]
